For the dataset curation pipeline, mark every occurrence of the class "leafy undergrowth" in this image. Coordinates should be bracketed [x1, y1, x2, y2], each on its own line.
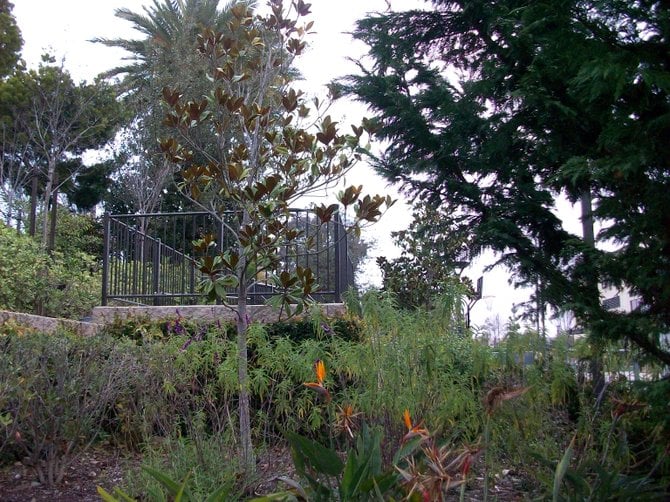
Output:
[1, 293, 668, 500]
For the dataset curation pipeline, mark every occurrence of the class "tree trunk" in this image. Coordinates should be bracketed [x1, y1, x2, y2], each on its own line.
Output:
[236, 223, 255, 474]
[41, 157, 57, 248]
[581, 190, 605, 396]
[47, 175, 59, 253]
[236, 298, 255, 474]
[29, 173, 38, 237]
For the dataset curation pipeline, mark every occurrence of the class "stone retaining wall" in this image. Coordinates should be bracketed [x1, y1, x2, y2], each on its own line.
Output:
[1, 304, 347, 336]
[91, 303, 346, 325]
[0, 310, 102, 337]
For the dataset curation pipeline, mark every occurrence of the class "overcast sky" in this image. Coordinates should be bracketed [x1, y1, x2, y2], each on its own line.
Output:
[12, 0, 554, 329]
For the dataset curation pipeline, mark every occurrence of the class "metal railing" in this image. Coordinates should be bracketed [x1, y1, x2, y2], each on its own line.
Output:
[102, 209, 353, 306]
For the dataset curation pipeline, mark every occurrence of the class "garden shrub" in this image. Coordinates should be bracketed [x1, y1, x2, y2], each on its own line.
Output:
[125, 422, 240, 500]
[0, 222, 100, 319]
[0, 223, 49, 313]
[0, 330, 137, 486]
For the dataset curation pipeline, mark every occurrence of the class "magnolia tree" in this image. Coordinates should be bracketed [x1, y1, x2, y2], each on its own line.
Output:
[160, 1, 392, 472]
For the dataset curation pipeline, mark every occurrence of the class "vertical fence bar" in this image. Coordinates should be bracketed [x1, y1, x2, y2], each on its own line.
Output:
[153, 238, 161, 306]
[335, 213, 351, 301]
[101, 213, 110, 306]
[333, 216, 341, 301]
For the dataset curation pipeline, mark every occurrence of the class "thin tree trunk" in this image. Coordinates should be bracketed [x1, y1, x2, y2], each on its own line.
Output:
[47, 176, 58, 253]
[5, 192, 12, 226]
[29, 173, 38, 237]
[236, 212, 255, 474]
[581, 189, 604, 396]
[236, 295, 255, 474]
[41, 157, 57, 248]
[237, 294, 256, 474]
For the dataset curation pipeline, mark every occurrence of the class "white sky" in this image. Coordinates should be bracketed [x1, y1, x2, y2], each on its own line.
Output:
[12, 0, 562, 329]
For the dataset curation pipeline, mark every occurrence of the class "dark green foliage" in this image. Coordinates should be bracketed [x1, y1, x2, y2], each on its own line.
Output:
[104, 314, 362, 345]
[66, 159, 118, 212]
[376, 203, 474, 310]
[0, 220, 100, 318]
[265, 318, 362, 343]
[0, 0, 21, 78]
[344, 0, 670, 364]
[0, 58, 123, 244]
[262, 425, 400, 501]
[95, 0, 262, 217]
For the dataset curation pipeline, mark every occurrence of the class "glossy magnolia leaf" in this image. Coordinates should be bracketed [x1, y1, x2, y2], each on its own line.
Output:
[221, 251, 239, 270]
[228, 163, 245, 181]
[279, 270, 298, 288]
[295, 0, 311, 16]
[282, 88, 300, 112]
[316, 115, 338, 145]
[193, 233, 217, 253]
[214, 282, 228, 299]
[314, 203, 338, 223]
[286, 37, 306, 55]
[351, 124, 364, 137]
[162, 87, 182, 107]
[217, 274, 239, 288]
[226, 96, 245, 113]
[232, 73, 251, 83]
[337, 185, 362, 206]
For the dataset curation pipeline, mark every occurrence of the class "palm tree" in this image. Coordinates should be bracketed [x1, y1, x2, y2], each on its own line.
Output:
[95, 0, 254, 215]
[96, 0, 249, 95]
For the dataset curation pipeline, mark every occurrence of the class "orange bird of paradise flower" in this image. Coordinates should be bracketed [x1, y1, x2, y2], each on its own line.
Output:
[402, 409, 429, 442]
[304, 359, 331, 403]
[335, 404, 362, 438]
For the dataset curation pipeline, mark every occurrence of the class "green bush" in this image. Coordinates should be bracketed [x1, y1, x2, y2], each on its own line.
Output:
[0, 223, 49, 313]
[0, 222, 100, 318]
[124, 431, 239, 500]
[0, 331, 137, 486]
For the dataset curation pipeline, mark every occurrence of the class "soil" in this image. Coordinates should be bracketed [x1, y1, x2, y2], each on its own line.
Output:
[0, 444, 298, 502]
[0, 445, 137, 502]
[0, 444, 534, 501]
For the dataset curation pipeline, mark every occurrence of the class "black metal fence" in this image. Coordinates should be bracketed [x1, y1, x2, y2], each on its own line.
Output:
[102, 210, 354, 306]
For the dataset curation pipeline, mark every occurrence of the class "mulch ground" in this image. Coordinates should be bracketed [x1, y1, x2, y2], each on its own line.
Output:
[0, 443, 536, 501]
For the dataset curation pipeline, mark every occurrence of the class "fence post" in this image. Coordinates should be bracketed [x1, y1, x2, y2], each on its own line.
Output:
[336, 214, 354, 301]
[101, 213, 110, 306]
[333, 217, 341, 301]
[217, 218, 225, 305]
[153, 238, 162, 306]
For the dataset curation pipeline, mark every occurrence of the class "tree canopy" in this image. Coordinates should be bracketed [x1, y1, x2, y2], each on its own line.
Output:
[0, 58, 122, 244]
[96, 0, 258, 216]
[377, 201, 473, 310]
[0, 0, 21, 78]
[345, 0, 670, 363]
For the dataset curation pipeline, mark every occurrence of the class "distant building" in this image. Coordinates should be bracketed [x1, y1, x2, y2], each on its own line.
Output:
[599, 285, 669, 351]
[599, 284, 643, 313]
